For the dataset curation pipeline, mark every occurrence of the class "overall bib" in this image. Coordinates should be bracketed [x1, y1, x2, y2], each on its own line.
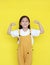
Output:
[17, 30, 33, 65]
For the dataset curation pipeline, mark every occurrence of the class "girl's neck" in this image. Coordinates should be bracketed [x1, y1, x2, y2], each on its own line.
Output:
[22, 27, 28, 32]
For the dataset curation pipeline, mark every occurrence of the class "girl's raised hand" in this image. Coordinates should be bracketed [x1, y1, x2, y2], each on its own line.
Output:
[10, 22, 16, 26]
[34, 20, 40, 24]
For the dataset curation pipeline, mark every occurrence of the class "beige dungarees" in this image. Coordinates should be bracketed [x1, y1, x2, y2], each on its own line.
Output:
[17, 29, 33, 65]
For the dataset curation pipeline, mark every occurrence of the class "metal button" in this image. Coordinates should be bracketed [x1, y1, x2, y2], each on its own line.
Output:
[27, 52, 29, 54]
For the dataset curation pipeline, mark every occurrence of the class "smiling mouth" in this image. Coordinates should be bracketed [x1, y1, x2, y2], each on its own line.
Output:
[24, 24, 27, 26]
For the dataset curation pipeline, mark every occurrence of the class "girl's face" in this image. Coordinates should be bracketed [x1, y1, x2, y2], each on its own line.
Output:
[20, 17, 30, 28]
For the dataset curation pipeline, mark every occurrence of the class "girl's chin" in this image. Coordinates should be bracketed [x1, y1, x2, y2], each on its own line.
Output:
[23, 27, 28, 28]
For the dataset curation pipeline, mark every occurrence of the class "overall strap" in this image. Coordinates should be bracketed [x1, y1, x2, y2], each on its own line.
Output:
[18, 29, 20, 36]
[17, 29, 20, 43]
[30, 29, 31, 35]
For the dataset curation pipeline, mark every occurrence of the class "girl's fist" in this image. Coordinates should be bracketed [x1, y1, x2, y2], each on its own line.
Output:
[10, 23, 16, 26]
[34, 20, 40, 24]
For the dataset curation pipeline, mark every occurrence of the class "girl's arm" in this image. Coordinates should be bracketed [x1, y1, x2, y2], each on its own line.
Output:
[7, 23, 16, 35]
[34, 20, 44, 34]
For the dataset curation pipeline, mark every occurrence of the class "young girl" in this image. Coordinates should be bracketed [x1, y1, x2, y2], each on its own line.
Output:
[7, 15, 44, 65]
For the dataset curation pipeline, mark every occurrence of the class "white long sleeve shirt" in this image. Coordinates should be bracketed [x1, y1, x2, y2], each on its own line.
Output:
[10, 28, 40, 45]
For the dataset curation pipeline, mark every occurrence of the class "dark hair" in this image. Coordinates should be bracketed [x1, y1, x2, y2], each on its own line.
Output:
[19, 15, 31, 29]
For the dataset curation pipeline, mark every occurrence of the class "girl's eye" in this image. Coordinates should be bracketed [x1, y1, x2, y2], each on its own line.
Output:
[25, 21, 27, 22]
[22, 21, 24, 22]
[23, 21, 24, 22]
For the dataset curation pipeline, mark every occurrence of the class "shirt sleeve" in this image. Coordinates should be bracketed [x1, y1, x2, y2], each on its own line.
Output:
[10, 30, 19, 37]
[31, 29, 41, 36]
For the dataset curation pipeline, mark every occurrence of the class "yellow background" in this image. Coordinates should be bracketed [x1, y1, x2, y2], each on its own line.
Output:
[0, 0, 50, 65]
